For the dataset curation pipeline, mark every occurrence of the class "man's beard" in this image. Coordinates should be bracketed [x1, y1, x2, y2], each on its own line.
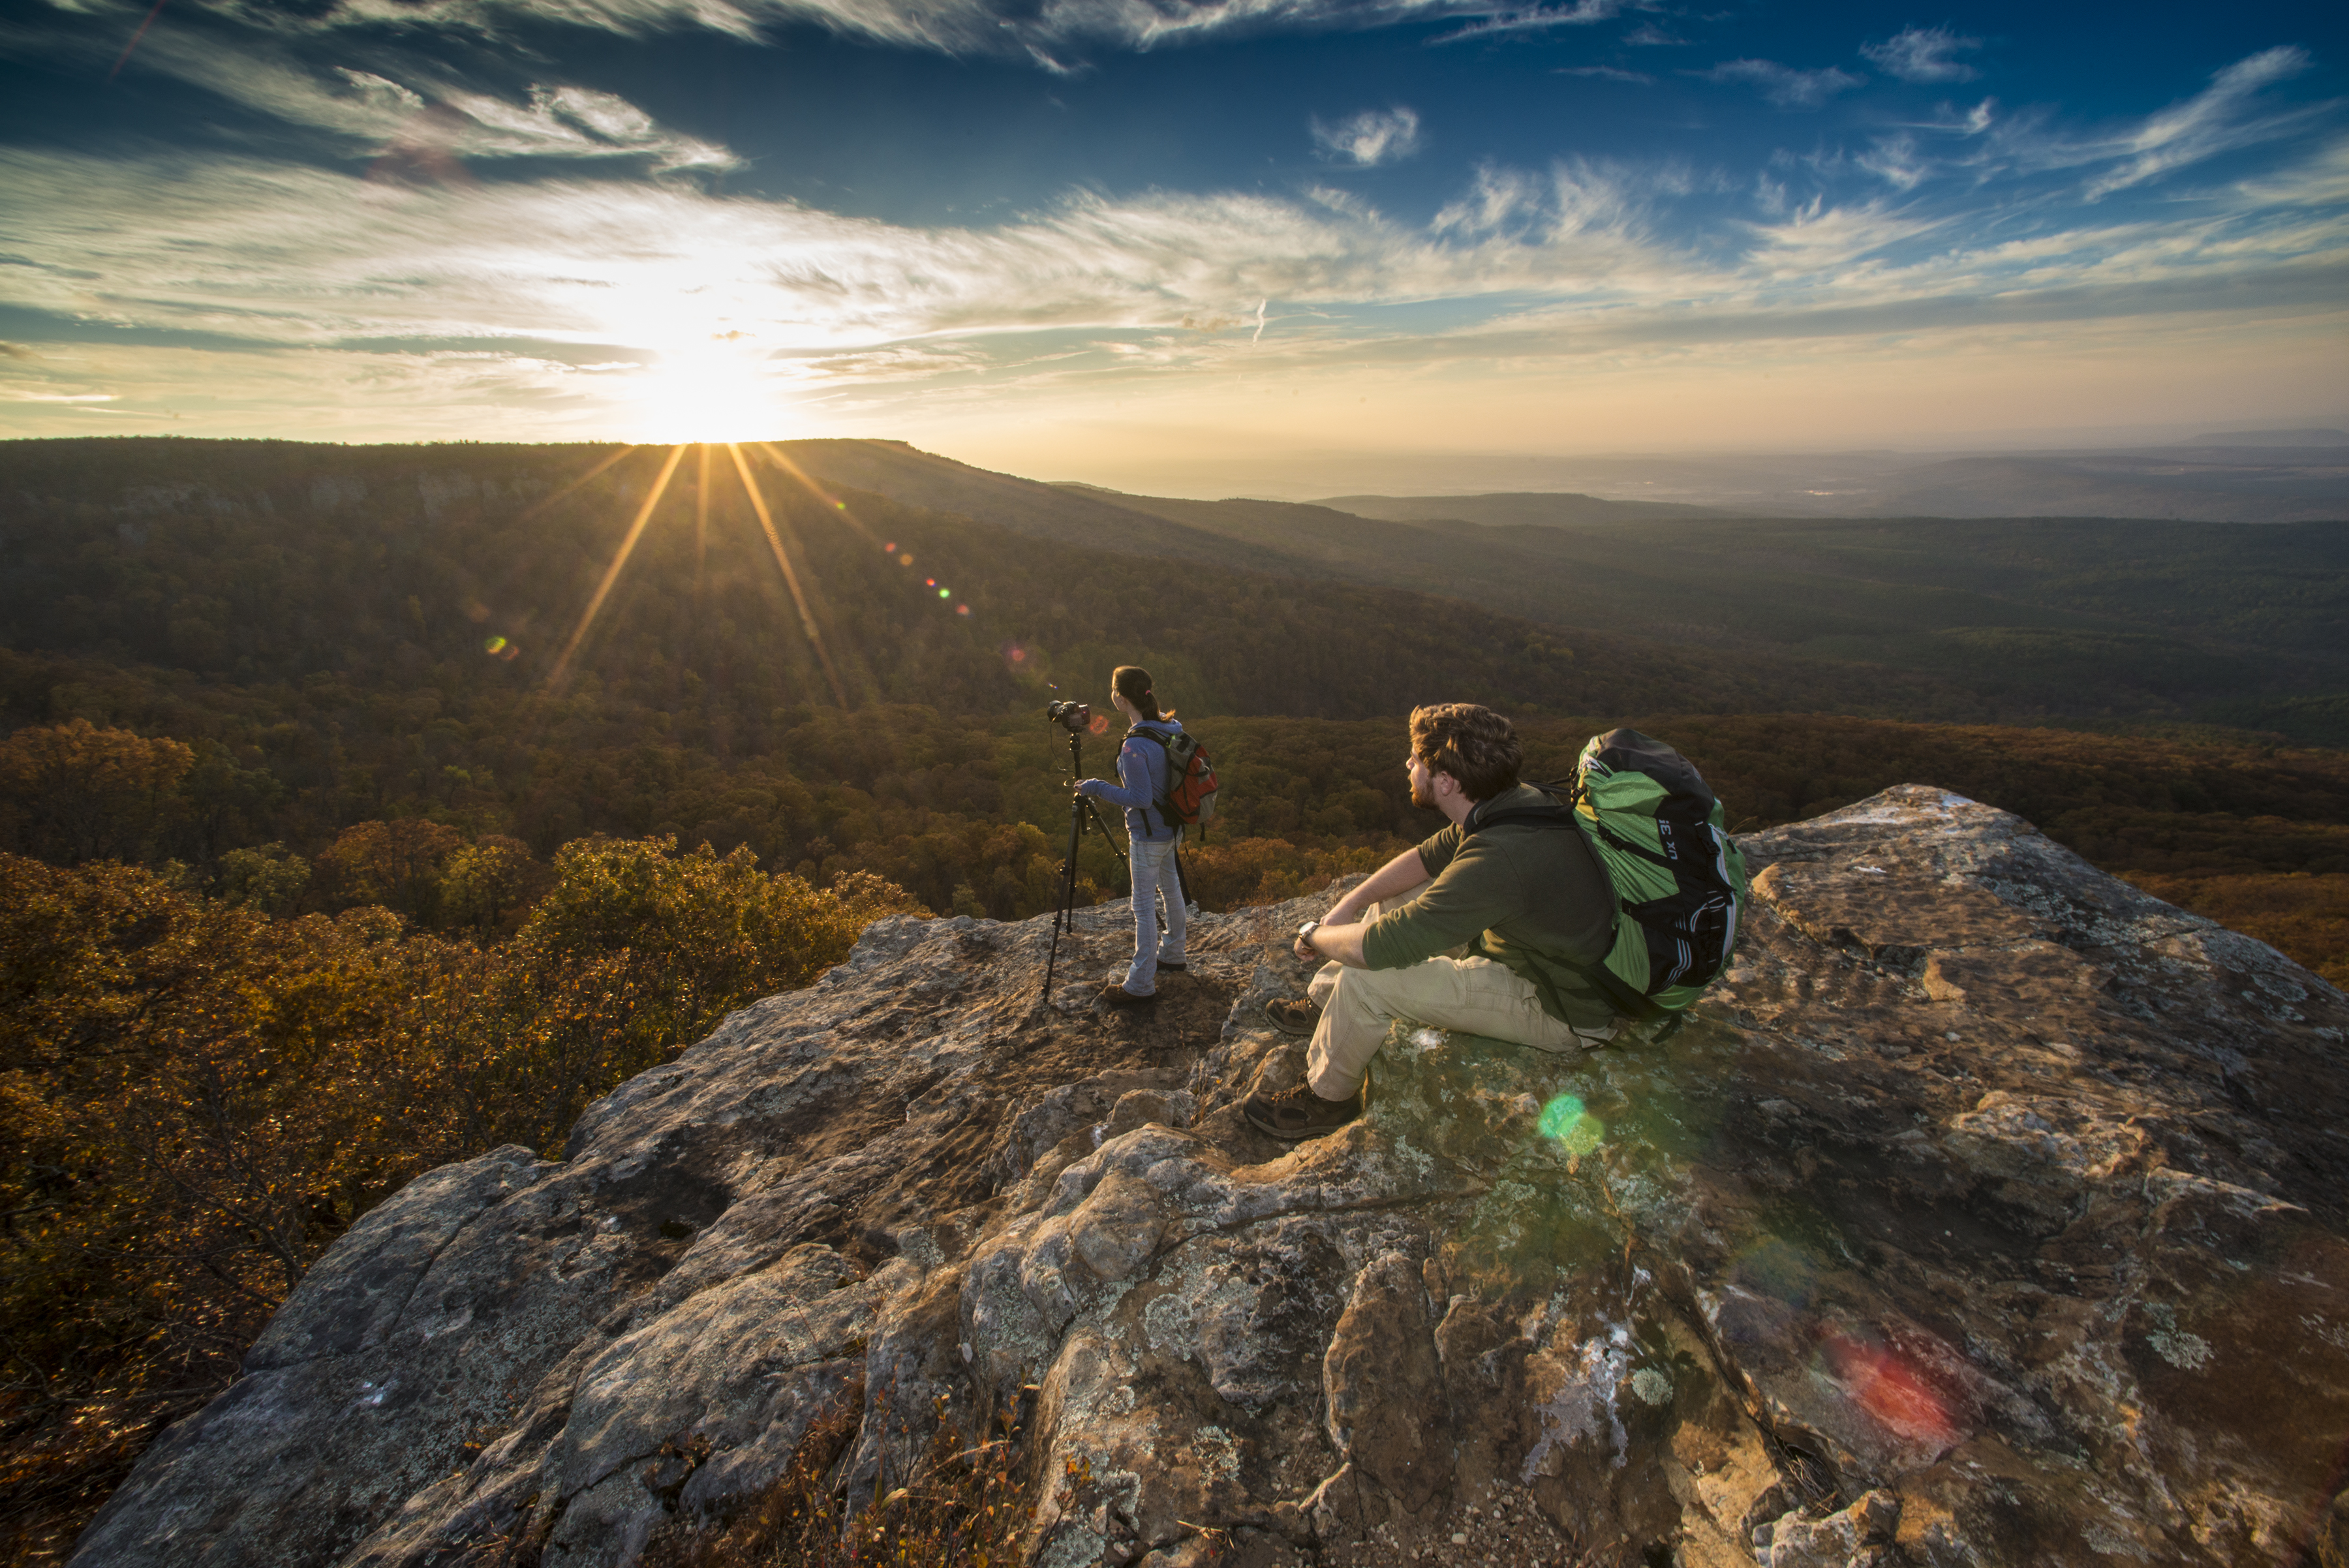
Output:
[1409, 780, 1437, 810]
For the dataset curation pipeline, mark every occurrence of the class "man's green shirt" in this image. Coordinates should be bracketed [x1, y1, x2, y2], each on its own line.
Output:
[1359, 784, 1620, 1029]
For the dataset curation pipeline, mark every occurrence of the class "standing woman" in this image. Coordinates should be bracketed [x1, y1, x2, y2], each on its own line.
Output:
[1075, 665, 1188, 1007]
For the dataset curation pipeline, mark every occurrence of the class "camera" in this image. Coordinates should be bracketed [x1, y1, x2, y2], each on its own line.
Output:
[1047, 699, 1091, 733]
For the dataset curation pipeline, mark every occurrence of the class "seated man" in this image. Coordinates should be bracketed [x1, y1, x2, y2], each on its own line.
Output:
[1244, 703, 1621, 1141]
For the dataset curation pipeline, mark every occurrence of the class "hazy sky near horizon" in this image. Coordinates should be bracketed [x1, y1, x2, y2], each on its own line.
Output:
[2, 0, 2344, 480]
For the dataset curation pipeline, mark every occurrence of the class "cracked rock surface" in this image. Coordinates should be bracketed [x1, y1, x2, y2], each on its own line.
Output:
[70, 787, 2349, 1568]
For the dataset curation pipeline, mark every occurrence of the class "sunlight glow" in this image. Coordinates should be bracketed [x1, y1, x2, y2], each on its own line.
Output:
[629, 333, 786, 444]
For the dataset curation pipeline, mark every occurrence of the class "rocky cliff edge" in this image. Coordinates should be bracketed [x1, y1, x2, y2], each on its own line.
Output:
[70, 787, 2349, 1568]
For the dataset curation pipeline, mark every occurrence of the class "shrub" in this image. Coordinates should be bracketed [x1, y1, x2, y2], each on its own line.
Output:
[0, 842, 921, 1565]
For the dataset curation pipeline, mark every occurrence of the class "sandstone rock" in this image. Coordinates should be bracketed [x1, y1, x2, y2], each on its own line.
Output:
[72, 788, 2349, 1567]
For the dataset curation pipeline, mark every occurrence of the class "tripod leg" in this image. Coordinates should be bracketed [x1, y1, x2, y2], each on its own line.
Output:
[1041, 792, 1086, 1002]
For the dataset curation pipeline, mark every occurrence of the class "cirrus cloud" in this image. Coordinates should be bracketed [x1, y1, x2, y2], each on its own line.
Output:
[1311, 106, 1424, 166]
[1861, 25, 1981, 84]
[1698, 59, 1864, 110]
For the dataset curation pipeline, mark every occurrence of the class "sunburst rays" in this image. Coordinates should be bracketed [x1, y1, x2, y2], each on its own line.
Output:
[547, 444, 686, 690]
[724, 442, 850, 709]
[521, 444, 638, 526]
[542, 442, 871, 710]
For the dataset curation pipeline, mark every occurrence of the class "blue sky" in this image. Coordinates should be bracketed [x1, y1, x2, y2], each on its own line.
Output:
[2, 0, 2343, 481]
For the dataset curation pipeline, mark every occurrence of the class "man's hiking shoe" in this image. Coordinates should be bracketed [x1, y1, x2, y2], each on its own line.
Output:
[1098, 983, 1157, 1009]
[1155, 960, 1188, 972]
[1243, 1079, 1363, 1141]
[1263, 997, 1321, 1036]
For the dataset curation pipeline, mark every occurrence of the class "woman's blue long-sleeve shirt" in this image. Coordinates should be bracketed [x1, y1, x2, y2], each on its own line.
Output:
[1077, 720, 1184, 841]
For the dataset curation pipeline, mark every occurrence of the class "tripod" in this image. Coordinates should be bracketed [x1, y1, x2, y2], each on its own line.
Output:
[1041, 727, 1131, 1003]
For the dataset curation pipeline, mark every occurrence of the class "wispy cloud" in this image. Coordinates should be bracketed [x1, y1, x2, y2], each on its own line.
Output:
[1860, 26, 1980, 84]
[1558, 65, 1652, 84]
[7, 92, 2343, 375]
[1429, 1, 1621, 44]
[201, 0, 1591, 63]
[64, 14, 742, 170]
[1698, 59, 1864, 110]
[2085, 44, 2314, 196]
[1856, 134, 1927, 190]
[1312, 106, 1424, 166]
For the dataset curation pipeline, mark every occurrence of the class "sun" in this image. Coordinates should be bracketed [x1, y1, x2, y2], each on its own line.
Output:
[627, 330, 790, 444]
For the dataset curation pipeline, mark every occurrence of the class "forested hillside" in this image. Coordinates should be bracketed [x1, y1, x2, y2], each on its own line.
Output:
[3, 438, 2345, 939]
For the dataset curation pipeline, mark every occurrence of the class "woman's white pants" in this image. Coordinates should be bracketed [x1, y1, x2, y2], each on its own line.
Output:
[1120, 835, 1187, 995]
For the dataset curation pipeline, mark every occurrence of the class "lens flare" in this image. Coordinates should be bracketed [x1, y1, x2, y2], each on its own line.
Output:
[1089, 714, 1111, 735]
[957, 604, 971, 616]
[484, 636, 506, 653]
[1539, 1094, 1605, 1156]
[900, 554, 914, 566]
[1823, 1332, 1959, 1447]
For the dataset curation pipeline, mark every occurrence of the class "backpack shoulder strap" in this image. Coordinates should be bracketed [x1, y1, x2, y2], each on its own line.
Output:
[1462, 782, 1577, 835]
[1122, 724, 1176, 832]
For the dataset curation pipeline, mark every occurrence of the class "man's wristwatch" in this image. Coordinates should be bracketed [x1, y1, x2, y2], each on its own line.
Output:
[1296, 919, 1321, 945]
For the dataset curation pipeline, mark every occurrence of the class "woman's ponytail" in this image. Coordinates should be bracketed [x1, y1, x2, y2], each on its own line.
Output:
[1113, 665, 1173, 721]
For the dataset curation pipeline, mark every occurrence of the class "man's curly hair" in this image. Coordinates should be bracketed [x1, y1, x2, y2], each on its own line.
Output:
[1408, 703, 1522, 803]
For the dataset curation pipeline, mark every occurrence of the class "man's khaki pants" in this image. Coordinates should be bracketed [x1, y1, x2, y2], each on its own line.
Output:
[1301, 895, 1614, 1099]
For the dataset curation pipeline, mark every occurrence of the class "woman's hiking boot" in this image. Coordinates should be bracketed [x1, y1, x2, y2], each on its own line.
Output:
[1242, 1077, 1364, 1141]
[1262, 997, 1321, 1036]
[1098, 983, 1157, 1009]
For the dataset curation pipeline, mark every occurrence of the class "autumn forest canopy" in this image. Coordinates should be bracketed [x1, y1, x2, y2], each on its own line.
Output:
[2, 435, 2346, 1561]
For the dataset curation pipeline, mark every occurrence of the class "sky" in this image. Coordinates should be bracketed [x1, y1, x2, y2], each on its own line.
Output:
[1, 0, 2344, 487]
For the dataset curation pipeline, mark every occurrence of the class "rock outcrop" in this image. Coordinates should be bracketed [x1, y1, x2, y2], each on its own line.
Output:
[71, 788, 2349, 1567]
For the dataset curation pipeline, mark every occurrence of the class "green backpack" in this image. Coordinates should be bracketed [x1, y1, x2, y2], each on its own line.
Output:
[1473, 728, 1749, 1021]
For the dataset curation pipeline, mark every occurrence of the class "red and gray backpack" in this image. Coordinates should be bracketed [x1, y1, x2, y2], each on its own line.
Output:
[1128, 724, 1220, 835]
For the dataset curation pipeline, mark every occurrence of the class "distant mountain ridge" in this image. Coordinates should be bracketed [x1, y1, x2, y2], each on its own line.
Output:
[2186, 428, 2349, 446]
[1312, 491, 1730, 527]
[4, 437, 2345, 745]
[773, 440, 2349, 744]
